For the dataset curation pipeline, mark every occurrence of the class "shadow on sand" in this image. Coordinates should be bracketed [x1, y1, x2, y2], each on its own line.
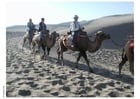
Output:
[47, 56, 134, 85]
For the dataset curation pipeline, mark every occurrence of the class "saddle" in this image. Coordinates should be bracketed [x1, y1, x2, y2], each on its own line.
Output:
[63, 31, 88, 47]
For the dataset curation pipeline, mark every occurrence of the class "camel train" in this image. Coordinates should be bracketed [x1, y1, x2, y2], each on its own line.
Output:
[57, 30, 110, 73]
[22, 29, 134, 75]
[22, 30, 59, 59]
[119, 38, 134, 76]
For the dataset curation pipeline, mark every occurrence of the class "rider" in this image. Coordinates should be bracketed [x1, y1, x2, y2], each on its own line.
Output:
[38, 18, 48, 38]
[70, 15, 82, 47]
[27, 18, 35, 37]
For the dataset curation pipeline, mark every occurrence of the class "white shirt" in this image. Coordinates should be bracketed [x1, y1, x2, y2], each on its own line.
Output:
[70, 21, 81, 32]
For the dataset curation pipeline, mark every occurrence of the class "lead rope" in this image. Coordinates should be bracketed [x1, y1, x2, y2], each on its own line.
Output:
[111, 39, 124, 47]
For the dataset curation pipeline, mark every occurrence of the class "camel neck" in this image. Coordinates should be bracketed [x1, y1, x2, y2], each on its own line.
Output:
[88, 38, 102, 53]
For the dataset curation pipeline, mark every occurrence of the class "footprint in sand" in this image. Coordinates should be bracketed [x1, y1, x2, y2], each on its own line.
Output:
[18, 89, 31, 96]
[108, 91, 119, 97]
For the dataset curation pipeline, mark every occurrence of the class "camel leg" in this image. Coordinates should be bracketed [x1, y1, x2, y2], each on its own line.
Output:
[29, 41, 31, 50]
[60, 51, 64, 66]
[57, 48, 60, 62]
[128, 58, 134, 75]
[129, 61, 134, 75]
[36, 42, 40, 53]
[22, 38, 26, 51]
[41, 44, 46, 60]
[58, 47, 65, 65]
[119, 55, 127, 76]
[47, 47, 51, 55]
[76, 52, 82, 68]
[82, 51, 94, 73]
[29, 38, 32, 50]
[31, 42, 35, 54]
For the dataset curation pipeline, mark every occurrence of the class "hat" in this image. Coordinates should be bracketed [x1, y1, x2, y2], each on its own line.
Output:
[74, 15, 79, 19]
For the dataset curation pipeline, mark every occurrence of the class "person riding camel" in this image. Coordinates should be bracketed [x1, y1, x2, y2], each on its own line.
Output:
[38, 18, 48, 38]
[27, 18, 36, 38]
[70, 15, 83, 47]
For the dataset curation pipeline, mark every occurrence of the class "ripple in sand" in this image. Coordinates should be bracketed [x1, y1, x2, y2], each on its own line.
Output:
[94, 83, 107, 90]
[126, 94, 133, 97]
[23, 70, 30, 73]
[39, 73, 44, 77]
[26, 77, 34, 80]
[62, 86, 70, 91]
[52, 79, 64, 85]
[57, 74, 67, 80]
[77, 89, 87, 95]
[15, 71, 22, 74]
[107, 81, 115, 87]
[30, 83, 38, 88]
[124, 86, 131, 89]
[115, 87, 124, 91]
[51, 92, 59, 96]
[108, 91, 119, 97]
[44, 90, 51, 93]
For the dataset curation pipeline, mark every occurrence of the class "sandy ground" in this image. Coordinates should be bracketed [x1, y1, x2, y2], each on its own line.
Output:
[6, 32, 134, 97]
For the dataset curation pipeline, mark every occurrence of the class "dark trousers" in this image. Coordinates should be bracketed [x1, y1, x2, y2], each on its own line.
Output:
[72, 31, 79, 46]
[40, 30, 49, 39]
[29, 30, 33, 37]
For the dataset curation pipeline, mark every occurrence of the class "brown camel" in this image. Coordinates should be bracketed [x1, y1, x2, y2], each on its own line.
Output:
[32, 31, 59, 59]
[119, 39, 134, 76]
[22, 30, 38, 50]
[57, 30, 110, 73]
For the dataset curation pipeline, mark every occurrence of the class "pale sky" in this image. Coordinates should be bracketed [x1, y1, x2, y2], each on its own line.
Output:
[6, 0, 134, 26]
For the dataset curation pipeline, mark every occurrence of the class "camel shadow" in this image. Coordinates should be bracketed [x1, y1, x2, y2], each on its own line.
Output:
[47, 55, 134, 85]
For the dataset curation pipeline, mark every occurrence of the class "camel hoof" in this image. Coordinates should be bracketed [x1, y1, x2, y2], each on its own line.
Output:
[90, 69, 94, 73]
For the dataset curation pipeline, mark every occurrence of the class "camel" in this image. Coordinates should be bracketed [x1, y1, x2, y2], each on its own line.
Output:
[119, 39, 134, 76]
[22, 29, 38, 50]
[57, 30, 110, 73]
[32, 31, 59, 59]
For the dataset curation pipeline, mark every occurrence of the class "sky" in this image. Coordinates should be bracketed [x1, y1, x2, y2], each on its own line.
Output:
[6, 0, 134, 27]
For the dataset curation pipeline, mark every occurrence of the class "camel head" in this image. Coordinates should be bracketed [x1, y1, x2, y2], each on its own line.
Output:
[95, 30, 110, 41]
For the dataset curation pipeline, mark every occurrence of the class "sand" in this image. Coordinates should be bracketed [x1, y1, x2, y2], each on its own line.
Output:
[6, 32, 134, 97]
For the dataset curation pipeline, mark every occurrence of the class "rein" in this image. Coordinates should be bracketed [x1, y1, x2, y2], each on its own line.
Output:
[110, 39, 124, 47]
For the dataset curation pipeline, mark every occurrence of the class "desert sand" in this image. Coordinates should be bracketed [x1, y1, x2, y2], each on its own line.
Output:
[6, 31, 134, 97]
